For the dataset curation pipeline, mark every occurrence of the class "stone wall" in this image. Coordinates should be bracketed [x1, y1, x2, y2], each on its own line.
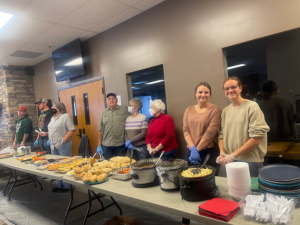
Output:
[0, 66, 38, 148]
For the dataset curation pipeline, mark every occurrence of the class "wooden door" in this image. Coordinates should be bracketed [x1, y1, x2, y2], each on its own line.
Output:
[58, 80, 105, 156]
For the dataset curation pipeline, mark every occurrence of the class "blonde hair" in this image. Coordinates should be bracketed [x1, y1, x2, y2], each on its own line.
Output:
[151, 99, 166, 113]
[129, 98, 143, 110]
[223, 76, 242, 88]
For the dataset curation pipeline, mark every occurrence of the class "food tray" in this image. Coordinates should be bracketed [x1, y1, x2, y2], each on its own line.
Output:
[84, 177, 109, 185]
[239, 192, 297, 225]
[110, 166, 131, 181]
[0, 154, 14, 159]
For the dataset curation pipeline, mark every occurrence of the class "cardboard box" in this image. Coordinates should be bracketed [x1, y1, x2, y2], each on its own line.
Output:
[104, 215, 136, 225]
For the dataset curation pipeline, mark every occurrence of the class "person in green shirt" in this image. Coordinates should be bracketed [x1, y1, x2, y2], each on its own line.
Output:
[12, 106, 33, 148]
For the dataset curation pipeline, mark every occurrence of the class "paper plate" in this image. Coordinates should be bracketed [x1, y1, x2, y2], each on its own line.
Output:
[84, 177, 109, 185]
[259, 164, 300, 181]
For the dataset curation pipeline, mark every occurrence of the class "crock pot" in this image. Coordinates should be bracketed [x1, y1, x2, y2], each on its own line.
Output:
[130, 158, 163, 188]
[177, 165, 220, 201]
[156, 159, 188, 192]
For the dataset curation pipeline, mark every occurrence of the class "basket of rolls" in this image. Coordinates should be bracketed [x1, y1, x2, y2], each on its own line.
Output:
[74, 163, 108, 184]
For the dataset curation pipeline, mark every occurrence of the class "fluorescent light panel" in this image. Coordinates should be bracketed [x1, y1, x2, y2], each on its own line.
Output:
[146, 80, 164, 85]
[55, 70, 62, 74]
[65, 57, 82, 66]
[227, 64, 246, 70]
[0, 12, 13, 29]
[133, 81, 148, 84]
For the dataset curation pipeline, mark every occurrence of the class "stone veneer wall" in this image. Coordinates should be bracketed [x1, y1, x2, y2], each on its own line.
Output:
[0, 66, 38, 148]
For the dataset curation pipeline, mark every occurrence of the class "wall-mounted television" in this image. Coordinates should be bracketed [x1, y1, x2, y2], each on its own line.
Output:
[52, 38, 85, 82]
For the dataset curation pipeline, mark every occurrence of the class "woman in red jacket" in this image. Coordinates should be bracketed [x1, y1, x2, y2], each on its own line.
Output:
[146, 99, 178, 161]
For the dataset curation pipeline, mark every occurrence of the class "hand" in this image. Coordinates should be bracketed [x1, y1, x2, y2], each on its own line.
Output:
[34, 139, 39, 147]
[39, 132, 47, 137]
[46, 140, 50, 147]
[223, 153, 236, 164]
[125, 140, 131, 147]
[150, 149, 157, 156]
[127, 144, 134, 149]
[20, 142, 25, 147]
[216, 154, 225, 165]
[189, 146, 200, 165]
[97, 146, 103, 155]
[12, 142, 16, 149]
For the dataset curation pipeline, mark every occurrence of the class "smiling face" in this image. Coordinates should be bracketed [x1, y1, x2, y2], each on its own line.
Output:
[223, 79, 242, 100]
[106, 96, 118, 109]
[195, 85, 211, 104]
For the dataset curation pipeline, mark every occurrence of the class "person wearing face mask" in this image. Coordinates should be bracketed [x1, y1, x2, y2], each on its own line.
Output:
[124, 98, 149, 160]
[48, 102, 75, 193]
[146, 99, 178, 161]
[217, 77, 269, 177]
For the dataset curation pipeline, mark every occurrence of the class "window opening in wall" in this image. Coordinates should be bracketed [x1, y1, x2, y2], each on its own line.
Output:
[127, 65, 166, 121]
[83, 93, 91, 125]
[71, 95, 78, 125]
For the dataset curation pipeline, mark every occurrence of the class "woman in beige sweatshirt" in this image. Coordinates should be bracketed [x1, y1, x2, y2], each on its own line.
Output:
[217, 77, 270, 177]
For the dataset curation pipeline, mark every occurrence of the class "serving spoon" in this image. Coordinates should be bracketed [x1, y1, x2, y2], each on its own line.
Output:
[191, 154, 210, 174]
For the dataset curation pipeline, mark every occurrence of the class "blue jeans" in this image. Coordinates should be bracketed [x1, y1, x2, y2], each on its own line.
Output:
[51, 141, 72, 157]
[153, 148, 177, 162]
[102, 144, 127, 160]
[39, 138, 51, 154]
[51, 140, 72, 189]
[129, 144, 149, 160]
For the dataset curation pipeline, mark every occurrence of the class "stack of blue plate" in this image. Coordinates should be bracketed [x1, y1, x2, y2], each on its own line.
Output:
[258, 164, 300, 207]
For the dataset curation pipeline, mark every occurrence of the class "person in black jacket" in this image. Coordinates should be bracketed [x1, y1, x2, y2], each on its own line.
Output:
[34, 98, 53, 153]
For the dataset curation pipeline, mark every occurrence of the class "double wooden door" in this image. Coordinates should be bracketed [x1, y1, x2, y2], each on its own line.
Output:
[58, 80, 105, 156]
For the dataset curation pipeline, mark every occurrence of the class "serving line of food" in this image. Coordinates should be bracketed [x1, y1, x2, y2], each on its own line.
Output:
[1, 152, 300, 225]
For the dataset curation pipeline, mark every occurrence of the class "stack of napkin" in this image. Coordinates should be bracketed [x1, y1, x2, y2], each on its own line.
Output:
[198, 198, 240, 222]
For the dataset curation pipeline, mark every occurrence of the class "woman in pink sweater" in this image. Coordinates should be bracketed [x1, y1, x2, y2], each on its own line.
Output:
[183, 82, 222, 174]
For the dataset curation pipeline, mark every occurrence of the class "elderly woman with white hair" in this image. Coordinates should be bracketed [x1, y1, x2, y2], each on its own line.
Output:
[124, 98, 149, 160]
[48, 102, 76, 193]
[146, 99, 178, 161]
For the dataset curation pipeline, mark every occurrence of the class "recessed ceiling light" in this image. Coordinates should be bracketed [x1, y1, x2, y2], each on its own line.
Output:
[146, 80, 164, 85]
[227, 64, 246, 70]
[0, 12, 13, 30]
[65, 57, 82, 66]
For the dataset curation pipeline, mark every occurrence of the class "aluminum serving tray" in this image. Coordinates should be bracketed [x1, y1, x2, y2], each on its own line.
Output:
[110, 166, 131, 181]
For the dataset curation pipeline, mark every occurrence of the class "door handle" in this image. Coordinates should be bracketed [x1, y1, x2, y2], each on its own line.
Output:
[77, 129, 82, 138]
[82, 129, 86, 134]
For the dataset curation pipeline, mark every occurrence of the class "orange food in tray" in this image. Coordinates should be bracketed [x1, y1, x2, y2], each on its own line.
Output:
[116, 168, 130, 174]
[48, 164, 62, 171]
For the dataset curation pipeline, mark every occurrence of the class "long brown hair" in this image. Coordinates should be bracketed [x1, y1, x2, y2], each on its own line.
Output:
[194, 82, 212, 95]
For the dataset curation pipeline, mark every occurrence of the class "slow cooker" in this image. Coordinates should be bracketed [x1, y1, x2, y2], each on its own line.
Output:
[130, 158, 163, 188]
[177, 165, 220, 202]
[156, 159, 188, 192]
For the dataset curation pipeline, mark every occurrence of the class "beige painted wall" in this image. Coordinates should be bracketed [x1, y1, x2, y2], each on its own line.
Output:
[33, 0, 300, 158]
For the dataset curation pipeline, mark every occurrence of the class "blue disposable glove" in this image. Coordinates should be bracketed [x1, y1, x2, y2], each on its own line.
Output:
[189, 146, 200, 165]
[127, 144, 134, 149]
[125, 140, 131, 147]
[34, 139, 39, 147]
[46, 140, 50, 147]
[97, 146, 103, 155]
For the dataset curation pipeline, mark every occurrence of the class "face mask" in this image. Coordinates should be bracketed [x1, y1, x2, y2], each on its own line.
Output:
[128, 106, 134, 114]
[149, 108, 156, 116]
[51, 108, 57, 114]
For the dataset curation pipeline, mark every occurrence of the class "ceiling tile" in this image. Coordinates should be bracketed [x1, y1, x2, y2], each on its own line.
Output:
[0, 16, 53, 42]
[30, 24, 85, 46]
[0, 0, 30, 14]
[59, 0, 129, 30]
[0, 38, 25, 56]
[25, 52, 53, 66]
[91, 7, 141, 33]
[134, 0, 164, 11]
[79, 31, 98, 41]
[3, 56, 31, 66]
[20, 43, 55, 53]
[19, 0, 88, 23]
[115, 0, 142, 6]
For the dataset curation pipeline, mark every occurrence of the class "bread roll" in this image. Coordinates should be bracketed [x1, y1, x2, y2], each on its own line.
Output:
[101, 173, 107, 180]
[97, 175, 103, 182]
[82, 174, 90, 183]
[91, 170, 100, 176]
[83, 164, 91, 172]
[80, 172, 86, 178]
[111, 163, 119, 170]
[74, 167, 83, 174]
[105, 163, 111, 168]
[74, 174, 81, 180]
[91, 175, 97, 183]
[98, 163, 106, 169]
[93, 162, 99, 167]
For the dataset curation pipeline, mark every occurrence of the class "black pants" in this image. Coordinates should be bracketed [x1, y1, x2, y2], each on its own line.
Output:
[183, 143, 221, 225]
[184, 143, 221, 176]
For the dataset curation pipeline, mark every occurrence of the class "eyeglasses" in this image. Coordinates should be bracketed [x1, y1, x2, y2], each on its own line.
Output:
[223, 86, 238, 91]
[18, 110, 25, 112]
[107, 98, 116, 101]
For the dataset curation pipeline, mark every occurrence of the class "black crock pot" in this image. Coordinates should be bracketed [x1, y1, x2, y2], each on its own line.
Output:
[177, 165, 220, 202]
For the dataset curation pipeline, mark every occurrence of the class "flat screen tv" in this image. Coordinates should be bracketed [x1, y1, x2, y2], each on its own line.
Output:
[52, 38, 85, 82]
